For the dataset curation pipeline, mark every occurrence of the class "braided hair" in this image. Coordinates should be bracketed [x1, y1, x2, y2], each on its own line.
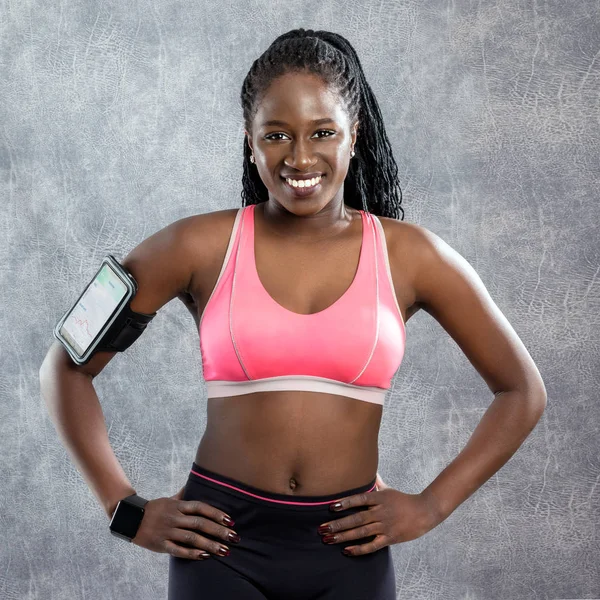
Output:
[240, 29, 405, 220]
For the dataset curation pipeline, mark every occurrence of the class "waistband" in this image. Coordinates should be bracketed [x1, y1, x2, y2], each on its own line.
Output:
[188, 461, 377, 508]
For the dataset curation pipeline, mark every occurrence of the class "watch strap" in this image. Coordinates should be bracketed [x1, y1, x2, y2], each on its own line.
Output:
[122, 493, 149, 509]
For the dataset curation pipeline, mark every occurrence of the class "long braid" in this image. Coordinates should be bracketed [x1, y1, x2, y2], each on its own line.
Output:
[240, 29, 404, 220]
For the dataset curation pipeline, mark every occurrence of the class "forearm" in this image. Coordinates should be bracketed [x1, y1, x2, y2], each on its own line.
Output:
[39, 361, 137, 520]
[420, 389, 547, 525]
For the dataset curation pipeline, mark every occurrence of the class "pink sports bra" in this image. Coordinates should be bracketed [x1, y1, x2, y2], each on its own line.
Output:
[199, 203, 406, 406]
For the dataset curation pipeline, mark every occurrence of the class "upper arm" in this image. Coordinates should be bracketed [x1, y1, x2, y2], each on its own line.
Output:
[408, 224, 547, 399]
[43, 215, 200, 380]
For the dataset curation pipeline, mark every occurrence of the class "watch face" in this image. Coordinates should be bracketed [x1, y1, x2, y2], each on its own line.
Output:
[109, 500, 144, 539]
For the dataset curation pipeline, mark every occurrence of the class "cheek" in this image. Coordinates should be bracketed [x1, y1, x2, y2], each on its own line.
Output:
[332, 156, 351, 181]
[332, 146, 351, 168]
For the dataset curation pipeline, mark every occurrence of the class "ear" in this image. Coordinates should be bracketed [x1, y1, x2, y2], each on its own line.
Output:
[244, 129, 253, 154]
[351, 121, 359, 147]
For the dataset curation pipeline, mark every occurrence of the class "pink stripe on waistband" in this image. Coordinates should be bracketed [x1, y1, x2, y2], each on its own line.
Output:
[189, 469, 376, 506]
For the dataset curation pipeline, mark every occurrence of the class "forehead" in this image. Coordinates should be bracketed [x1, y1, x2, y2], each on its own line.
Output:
[254, 72, 347, 127]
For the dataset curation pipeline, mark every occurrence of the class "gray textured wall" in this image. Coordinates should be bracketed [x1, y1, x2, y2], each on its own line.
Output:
[2, 1, 598, 599]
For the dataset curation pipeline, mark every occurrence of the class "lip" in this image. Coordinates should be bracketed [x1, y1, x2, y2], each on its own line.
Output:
[281, 174, 325, 197]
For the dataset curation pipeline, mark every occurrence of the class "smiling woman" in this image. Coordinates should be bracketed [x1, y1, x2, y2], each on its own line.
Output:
[169, 27, 544, 599]
[39, 25, 545, 600]
[165, 28, 408, 600]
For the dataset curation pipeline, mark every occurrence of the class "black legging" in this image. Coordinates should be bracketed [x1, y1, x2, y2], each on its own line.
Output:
[168, 462, 396, 599]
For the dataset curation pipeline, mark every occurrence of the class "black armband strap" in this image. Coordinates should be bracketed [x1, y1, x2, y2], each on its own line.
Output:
[95, 303, 157, 353]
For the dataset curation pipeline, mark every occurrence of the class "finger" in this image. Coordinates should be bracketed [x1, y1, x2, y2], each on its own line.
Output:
[321, 522, 380, 545]
[319, 509, 371, 535]
[329, 491, 378, 512]
[342, 534, 387, 557]
[163, 539, 212, 560]
[176, 513, 240, 547]
[169, 527, 231, 558]
[178, 499, 234, 527]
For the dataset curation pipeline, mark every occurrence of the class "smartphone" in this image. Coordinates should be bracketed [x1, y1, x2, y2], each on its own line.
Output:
[53, 255, 137, 366]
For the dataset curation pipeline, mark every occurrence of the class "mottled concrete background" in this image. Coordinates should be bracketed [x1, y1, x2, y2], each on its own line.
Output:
[1, 1, 598, 598]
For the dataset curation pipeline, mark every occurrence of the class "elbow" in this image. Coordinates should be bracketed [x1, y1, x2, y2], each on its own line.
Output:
[527, 386, 548, 423]
[529, 376, 548, 415]
[495, 381, 548, 420]
[531, 393, 547, 421]
[498, 370, 548, 407]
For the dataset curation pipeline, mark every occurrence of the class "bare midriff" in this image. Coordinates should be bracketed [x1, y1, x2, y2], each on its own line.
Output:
[194, 391, 383, 495]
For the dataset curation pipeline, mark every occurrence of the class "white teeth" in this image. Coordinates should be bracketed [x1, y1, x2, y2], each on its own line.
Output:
[285, 175, 322, 188]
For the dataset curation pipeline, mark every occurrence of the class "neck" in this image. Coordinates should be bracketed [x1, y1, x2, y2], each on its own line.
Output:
[260, 199, 356, 241]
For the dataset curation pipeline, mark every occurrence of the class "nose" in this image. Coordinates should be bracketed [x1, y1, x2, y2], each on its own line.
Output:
[284, 140, 318, 171]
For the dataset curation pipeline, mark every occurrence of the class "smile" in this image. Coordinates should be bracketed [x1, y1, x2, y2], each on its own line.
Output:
[283, 175, 323, 189]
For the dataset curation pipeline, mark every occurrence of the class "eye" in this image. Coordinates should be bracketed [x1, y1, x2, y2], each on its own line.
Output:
[314, 129, 336, 138]
[264, 130, 336, 141]
[264, 132, 287, 141]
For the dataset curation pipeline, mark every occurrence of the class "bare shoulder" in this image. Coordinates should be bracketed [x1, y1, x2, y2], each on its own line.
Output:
[184, 207, 242, 296]
[374, 216, 448, 320]
[376, 215, 427, 246]
[184, 206, 240, 233]
[381, 219, 470, 306]
[376, 216, 441, 270]
[378, 217, 468, 321]
[184, 207, 240, 247]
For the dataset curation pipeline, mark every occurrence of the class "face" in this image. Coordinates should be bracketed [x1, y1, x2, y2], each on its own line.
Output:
[245, 71, 358, 215]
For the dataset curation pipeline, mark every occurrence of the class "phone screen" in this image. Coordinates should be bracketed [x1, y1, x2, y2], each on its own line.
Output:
[59, 263, 129, 357]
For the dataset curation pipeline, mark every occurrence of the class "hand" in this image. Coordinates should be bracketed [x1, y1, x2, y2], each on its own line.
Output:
[131, 486, 241, 560]
[317, 475, 442, 556]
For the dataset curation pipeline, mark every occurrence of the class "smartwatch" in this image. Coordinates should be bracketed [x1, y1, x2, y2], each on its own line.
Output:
[109, 493, 149, 542]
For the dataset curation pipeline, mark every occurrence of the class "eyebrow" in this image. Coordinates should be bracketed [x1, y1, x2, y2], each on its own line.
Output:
[261, 118, 336, 127]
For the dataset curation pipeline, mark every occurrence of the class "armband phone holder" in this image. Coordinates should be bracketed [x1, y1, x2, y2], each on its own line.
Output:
[53, 254, 156, 366]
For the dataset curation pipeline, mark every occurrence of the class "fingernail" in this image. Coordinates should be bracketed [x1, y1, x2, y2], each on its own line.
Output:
[223, 516, 235, 526]
[217, 546, 231, 557]
[228, 532, 241, 543]
[330, 502, 342, 511]
[318, 525, 332, 535]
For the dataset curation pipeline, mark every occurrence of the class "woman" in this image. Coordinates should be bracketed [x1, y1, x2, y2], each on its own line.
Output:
[41, 29, 547, 600]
